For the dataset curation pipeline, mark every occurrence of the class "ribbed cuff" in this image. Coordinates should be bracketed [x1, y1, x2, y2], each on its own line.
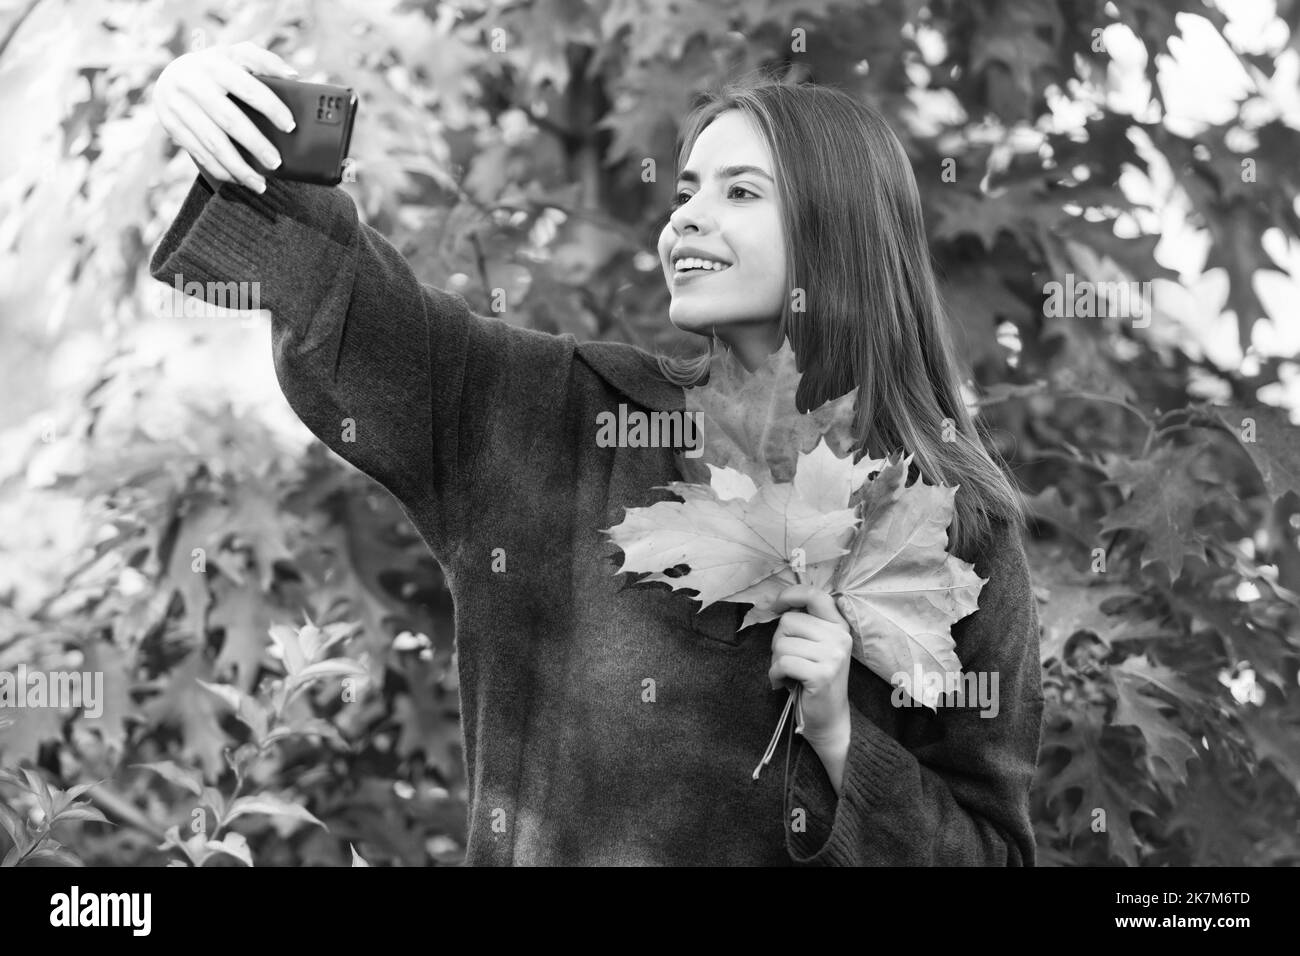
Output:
[148, 174, 356, 348]
[785, 705, 910, 865]
[151, 175, 284, 282]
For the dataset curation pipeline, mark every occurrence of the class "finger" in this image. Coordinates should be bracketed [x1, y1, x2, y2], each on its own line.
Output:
[771, 632, 825, 664]
[206, 89, 286, 170]
[774, 613, 853, 670]
[228, 42, 300, 80]
[185, 141, 238, 185]
[193, 71, 285, 168]
[163, 111, 238, 184]
[773, 613, 829, 648]
[174, 103, 263, 191]
[211, 56, 296, 134]
[769, 655, 820, 690]
[771, 584, 843, 623]
[173, 90, 267, 192]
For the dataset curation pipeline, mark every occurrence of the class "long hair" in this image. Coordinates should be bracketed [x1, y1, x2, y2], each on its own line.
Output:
[656, 75, 1026, 561]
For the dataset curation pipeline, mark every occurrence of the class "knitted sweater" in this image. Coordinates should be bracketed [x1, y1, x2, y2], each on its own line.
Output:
[149, 173, 1046, 866]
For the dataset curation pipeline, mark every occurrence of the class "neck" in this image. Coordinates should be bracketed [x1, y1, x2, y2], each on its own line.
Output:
[713, 321, 783, 372]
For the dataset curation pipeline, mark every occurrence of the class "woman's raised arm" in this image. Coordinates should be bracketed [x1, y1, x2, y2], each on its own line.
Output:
[149, 45, 574, 541]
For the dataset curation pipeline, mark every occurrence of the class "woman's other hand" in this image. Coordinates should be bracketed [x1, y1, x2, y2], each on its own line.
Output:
[767, 584, 853, 754]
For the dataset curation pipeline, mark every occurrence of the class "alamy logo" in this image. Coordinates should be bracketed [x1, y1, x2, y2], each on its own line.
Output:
[0, 665, 103, 719]
[891, 665, 1000, 718]
[49, 886, 151, 936]
[595, 404, 704, 458]
[1042, 273, 1151, 328]
[154, 272, 262, 318]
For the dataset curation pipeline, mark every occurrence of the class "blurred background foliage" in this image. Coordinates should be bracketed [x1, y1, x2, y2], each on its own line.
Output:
[2, 0, 1300, 866]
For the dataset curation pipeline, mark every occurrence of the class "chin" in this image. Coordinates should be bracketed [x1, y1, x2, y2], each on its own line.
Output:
[667, 307, 723, 338]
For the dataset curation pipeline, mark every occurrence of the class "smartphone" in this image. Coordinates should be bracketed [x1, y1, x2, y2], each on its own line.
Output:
[228, 74, 359, 186]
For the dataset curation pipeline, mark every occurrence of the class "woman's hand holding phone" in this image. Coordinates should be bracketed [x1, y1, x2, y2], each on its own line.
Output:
[153, 42, 299, 193]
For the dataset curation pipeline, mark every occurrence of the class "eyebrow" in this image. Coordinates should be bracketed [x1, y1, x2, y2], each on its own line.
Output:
[676, 164, 774, 186]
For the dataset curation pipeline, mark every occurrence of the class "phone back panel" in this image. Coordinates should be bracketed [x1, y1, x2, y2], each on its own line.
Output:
[230, 74, 357, 186]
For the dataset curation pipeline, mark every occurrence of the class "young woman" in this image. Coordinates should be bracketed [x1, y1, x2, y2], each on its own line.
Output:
[151, 42, 1045, 866]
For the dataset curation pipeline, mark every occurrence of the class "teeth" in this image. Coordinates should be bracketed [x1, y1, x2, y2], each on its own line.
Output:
[674, 256, 730, 272]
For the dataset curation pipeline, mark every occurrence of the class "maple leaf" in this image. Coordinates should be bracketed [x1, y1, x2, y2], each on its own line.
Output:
[680, 340, 859, 485]
[830, 454, 986, 701]
[719, 440, 886, 625]
[606, 452, 859, 612]
[717, 437, 889, 624]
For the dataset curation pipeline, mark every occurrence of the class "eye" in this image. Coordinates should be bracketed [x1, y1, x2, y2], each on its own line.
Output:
[668, 184, 757, 213]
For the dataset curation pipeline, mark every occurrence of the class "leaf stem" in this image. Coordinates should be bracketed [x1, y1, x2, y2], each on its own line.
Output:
[753, 568, 809, 779]
[753, 691, 794, 781]
[1048, 389, 1154, 428]
[13, 828, 48, 866]
[791, 569, 808, 734]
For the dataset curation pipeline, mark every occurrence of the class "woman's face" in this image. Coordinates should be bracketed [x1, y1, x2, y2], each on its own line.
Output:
[656, 110, 787, 363]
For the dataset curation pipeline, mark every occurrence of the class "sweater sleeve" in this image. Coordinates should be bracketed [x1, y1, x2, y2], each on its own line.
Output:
[147, 174, 571, 540]
[783, 517, 1045, 866]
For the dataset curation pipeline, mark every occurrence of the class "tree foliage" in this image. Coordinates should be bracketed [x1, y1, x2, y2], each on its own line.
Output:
[1, 0, 1299, 866]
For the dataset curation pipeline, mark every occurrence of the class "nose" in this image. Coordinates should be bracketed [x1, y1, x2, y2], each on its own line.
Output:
[669, 196, 713, 236]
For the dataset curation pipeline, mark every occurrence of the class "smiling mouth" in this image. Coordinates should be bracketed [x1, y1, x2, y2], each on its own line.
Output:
[673, 264, 733, 281]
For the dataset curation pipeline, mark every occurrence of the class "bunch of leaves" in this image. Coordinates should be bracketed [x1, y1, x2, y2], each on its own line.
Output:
[0, 361, 466, 866]
[1018, 397, 1300, 866]
[136, 618, 367, 867]
[0, 768, 109, 867]
[607, 344, 986, 706]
